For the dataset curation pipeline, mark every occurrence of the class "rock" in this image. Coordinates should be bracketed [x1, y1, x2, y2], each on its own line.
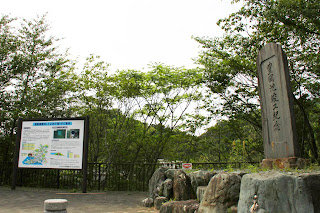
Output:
[231, 171, 247, 178]
[149, 167, 168, 199]
[189, 170, 216, 193]
[160, 179, 173, 199]
[227, 205, 238, 213]
[173, 170, 196, 201]
[262, 158, 309, 169]
[160, 200, 199, 213]
[142, 198, 154, 207]
[165, 169, 181, 180]
[154, 196, 168, 210]
[237, 171, 314, 213]
[299, 172, 320, 213]
[44, 199, 68, 213]
[198, 172, 241, 213]
[196, 186, 207, 202]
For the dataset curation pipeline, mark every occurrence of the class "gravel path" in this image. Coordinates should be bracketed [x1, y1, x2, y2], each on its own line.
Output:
[0, 186, 158, 213]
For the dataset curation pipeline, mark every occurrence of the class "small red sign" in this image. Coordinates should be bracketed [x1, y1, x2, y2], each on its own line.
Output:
[182, 163, 192, 170]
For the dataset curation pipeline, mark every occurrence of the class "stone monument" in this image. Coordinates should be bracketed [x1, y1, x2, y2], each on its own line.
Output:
[257, 43, 306, 168]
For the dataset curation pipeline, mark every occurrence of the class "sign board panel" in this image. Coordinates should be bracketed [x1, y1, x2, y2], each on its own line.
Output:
[17, 119, 85, 169]
[182, 163, 192, 170]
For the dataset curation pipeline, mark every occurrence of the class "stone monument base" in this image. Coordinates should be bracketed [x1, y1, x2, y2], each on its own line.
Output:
[261, 157, 309, 169]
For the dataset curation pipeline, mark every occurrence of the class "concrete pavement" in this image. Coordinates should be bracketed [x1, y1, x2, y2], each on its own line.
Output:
[0, 186, 158, 213]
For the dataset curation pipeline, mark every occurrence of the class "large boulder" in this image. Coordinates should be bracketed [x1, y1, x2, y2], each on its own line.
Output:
[198, 172, 241, 213]
[149, 167, 168, 199]
[196, 186, 207, 202]
[160, 178, 173, 199]
[154, 196, 168, 210]
[237, 171, 314, 213]
[189, 170, 216, 193]
[141, 198, 154, 207]
[160, 200, 199, 213]
[165, 169, 181, 180]
[173, 170, 196, 201]
[299, 172, 320, 213]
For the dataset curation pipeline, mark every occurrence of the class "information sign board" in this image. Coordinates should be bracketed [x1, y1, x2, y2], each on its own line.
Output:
[17, 119, 85, 169]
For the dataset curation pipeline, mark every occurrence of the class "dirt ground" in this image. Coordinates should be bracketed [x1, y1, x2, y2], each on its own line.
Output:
[0, 186, 158, 213]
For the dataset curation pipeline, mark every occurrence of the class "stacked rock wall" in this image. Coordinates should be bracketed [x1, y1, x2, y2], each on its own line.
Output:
[144, 168, 320, 213]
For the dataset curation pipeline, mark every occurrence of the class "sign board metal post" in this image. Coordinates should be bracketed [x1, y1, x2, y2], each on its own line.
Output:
[82, 116, 89, 193]
[11, 119, 22, 190]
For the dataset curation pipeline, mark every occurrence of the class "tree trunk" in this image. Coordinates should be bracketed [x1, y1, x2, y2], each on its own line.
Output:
[294, 97, 319, 162]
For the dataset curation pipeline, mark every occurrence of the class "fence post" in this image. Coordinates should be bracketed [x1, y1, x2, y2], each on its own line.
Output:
[98, 163, 101, 191]
[56, 170, 60, 189]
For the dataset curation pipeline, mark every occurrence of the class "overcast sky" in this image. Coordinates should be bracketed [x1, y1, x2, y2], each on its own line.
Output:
[1, 0, 242, 72]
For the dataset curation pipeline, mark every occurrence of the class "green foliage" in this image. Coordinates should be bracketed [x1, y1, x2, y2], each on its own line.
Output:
[305, 163, 320, 172]
[0, 15, 76, 162]
[0, 13, 206, 165]
[196, 119, 263, 163]
[74, 57, 205, 164]
[195, 0, 320, 162]
[225, 164, 235, 173]
[243, 164, 262, 173]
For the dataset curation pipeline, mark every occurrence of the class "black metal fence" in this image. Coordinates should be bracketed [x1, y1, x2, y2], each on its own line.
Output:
[0, 161, 259, 191]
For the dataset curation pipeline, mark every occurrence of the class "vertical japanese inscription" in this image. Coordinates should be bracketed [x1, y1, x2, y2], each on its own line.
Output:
[267, 62, 281, 131]
[260, 55, 284, 143]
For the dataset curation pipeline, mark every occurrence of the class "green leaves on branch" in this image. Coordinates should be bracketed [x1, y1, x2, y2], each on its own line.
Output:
[74, 56, 205, 163]
[109, 64, 204, 130]
[195, 0, 320, 162]
[0, 14, 76, 161]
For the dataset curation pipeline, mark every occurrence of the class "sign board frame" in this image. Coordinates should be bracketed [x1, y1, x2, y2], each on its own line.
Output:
[11, 117, 89, 192]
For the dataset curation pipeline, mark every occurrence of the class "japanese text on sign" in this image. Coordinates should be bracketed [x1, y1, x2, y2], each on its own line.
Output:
[267, 62, 281, 131]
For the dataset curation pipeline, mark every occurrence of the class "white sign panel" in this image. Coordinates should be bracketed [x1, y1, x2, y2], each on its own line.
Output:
[18, 120, 85, 169]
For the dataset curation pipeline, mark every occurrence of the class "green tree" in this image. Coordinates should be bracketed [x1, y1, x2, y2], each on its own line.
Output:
[198, 119, 263, 163]
[162, 131, 199, 162]
[0, 16, 20, 91]
[130, 64, 204, 163]
[76, 56, 205, 164]
[75, 55, 142, 164]
[0, 15, 76, 161]
[195, 0, 320, 162]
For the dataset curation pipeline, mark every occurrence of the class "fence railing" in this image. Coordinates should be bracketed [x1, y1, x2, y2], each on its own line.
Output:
[0, 161, 259, 191]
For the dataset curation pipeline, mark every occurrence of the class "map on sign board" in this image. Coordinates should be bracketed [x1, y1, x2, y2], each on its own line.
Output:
[18, 120, 85, 169]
